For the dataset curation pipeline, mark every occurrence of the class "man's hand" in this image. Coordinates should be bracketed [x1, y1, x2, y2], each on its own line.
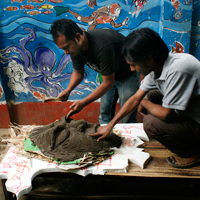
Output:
[58, 89, 71, 101]
[138, 98, 173, 121]
[88, 125, 112, 142]
[66, 100, 85, 118]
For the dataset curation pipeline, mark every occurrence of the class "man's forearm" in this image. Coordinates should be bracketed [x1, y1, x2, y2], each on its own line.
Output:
[66, 70, 84, 92]
[82, 81, 113, 106]
[110, 95, 141, 126]
[107, 89, 147, 128]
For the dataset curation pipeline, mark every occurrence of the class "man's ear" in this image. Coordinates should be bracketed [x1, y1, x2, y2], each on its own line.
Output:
[75, 33, 81, 42]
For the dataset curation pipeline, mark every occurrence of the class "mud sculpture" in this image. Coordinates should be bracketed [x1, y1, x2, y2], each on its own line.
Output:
[29, 116, 122, 162]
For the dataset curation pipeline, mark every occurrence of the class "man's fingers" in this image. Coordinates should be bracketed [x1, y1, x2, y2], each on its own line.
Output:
[66, 110, 73, 118]
[59, 95, 68, 101]
[97, 135, 106, 142]
[58, 92, 63, 98]
[88, 133, 100, 136]
[139, 111, 146, 117]
[69, 102, 75, 109]
[88, 132, 108, 142]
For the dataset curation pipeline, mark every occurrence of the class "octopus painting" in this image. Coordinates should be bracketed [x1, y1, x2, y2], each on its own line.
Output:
[0, 25, 96, 101]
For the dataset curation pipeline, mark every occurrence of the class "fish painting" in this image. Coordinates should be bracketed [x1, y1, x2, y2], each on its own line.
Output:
[24, 10, 41, 15]
[184, 0, 192, 5]
[27, 0, 45, 3]
[37, 4, 53, 9]
[11, 0, 24, 3]
[3, 6, 18, 11]
[131, 0, 147, 17]
[170, 0, 182, 19]
[54, 6, 69, 16]
[171, 41, 184, 53]
[171, 0, 180, 11]
[42, 10, 53, 14]
[87, 0, 97, 8]
[48, 0, 63, 2]
[20, 5, 35, 10]
[0, 86, 3, 98]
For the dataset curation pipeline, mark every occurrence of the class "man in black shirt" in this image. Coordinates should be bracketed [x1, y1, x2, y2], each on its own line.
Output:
[50, 19, 139, 123]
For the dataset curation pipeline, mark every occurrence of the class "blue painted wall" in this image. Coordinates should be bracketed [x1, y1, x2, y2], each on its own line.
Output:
[0, 0, 199, 125]
[190, 0, 200, 59]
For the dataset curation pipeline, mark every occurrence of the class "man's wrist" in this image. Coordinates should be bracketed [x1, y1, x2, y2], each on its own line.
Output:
[81, 98, 90, 106]
[65, 88, 72, 94]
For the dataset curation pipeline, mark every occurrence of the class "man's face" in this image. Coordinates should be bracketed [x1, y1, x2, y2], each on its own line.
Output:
[55, 33, 82, 56]
[126, 59, 154, 76]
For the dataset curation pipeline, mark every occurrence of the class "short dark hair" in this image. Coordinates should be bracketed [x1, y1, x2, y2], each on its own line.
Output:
[50, 19, 83, 42]
[122, 28, 169, 63]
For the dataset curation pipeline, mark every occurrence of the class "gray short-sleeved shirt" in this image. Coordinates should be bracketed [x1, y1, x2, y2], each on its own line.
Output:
[140, 53, 200, 124]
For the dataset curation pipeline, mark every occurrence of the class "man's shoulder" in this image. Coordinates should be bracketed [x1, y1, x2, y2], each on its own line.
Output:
[168, 53, 198, 63]
[87, 28, 124, 38]
[165, 53, 200, 75]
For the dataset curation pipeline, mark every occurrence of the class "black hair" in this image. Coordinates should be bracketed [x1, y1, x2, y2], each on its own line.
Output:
[50, 18, 83, 42]
[122, 28, 169, 64]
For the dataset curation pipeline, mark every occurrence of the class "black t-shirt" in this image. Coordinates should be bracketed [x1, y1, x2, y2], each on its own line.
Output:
[71, 29, 134, 81]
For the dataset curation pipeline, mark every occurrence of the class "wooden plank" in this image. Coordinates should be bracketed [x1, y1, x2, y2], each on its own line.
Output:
[18, 172, 200, 200]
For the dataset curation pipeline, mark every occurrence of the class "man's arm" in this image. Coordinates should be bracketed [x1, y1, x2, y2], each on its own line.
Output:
[89, 88, 147, 141]
[139, 99, 173, 121]
[58, 68, 85, 101]
[82, 73, 115, 106]
[67, 72, 115, 118]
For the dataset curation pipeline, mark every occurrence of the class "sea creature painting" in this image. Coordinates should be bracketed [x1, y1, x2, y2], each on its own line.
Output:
[184, 0, 192, 5]
[170, 0, 182, 19]
[131, 0, 147, 17]
[87, 0, 97, 8]
[20, 5, 36, 10]
[27, 0, 45, 3]
[42, 10, 53, 15]
[0, 84, 3, 99]
[11, 0, 24, 3]
[0, 25, 96, 100]
[54, 3, 129, 30]
[171, 41, 184, 53]
[4, 60, 29, 95]
[48, 0, 63, 2]
[3, 7, 18, 11]
[37, 4, 54, 9]
[24, 10, 41, 16]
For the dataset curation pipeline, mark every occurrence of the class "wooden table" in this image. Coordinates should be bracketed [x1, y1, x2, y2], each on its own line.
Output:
[1, 128, 200, 200]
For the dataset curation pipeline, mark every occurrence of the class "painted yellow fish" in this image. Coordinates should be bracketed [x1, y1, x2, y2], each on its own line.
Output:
[37, 4, 53, 9]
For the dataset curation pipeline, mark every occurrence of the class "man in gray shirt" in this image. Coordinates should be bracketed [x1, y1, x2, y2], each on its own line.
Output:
[90, 28, 200, 169]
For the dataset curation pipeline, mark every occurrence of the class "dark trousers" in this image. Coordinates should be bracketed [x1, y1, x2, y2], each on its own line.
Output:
[143, 90, 200, 158]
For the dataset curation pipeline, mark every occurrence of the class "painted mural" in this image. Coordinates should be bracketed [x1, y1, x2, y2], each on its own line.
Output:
[190, 0, 200, 59]
[0, 78, 6, 103]
[0, 0, 198, 105]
